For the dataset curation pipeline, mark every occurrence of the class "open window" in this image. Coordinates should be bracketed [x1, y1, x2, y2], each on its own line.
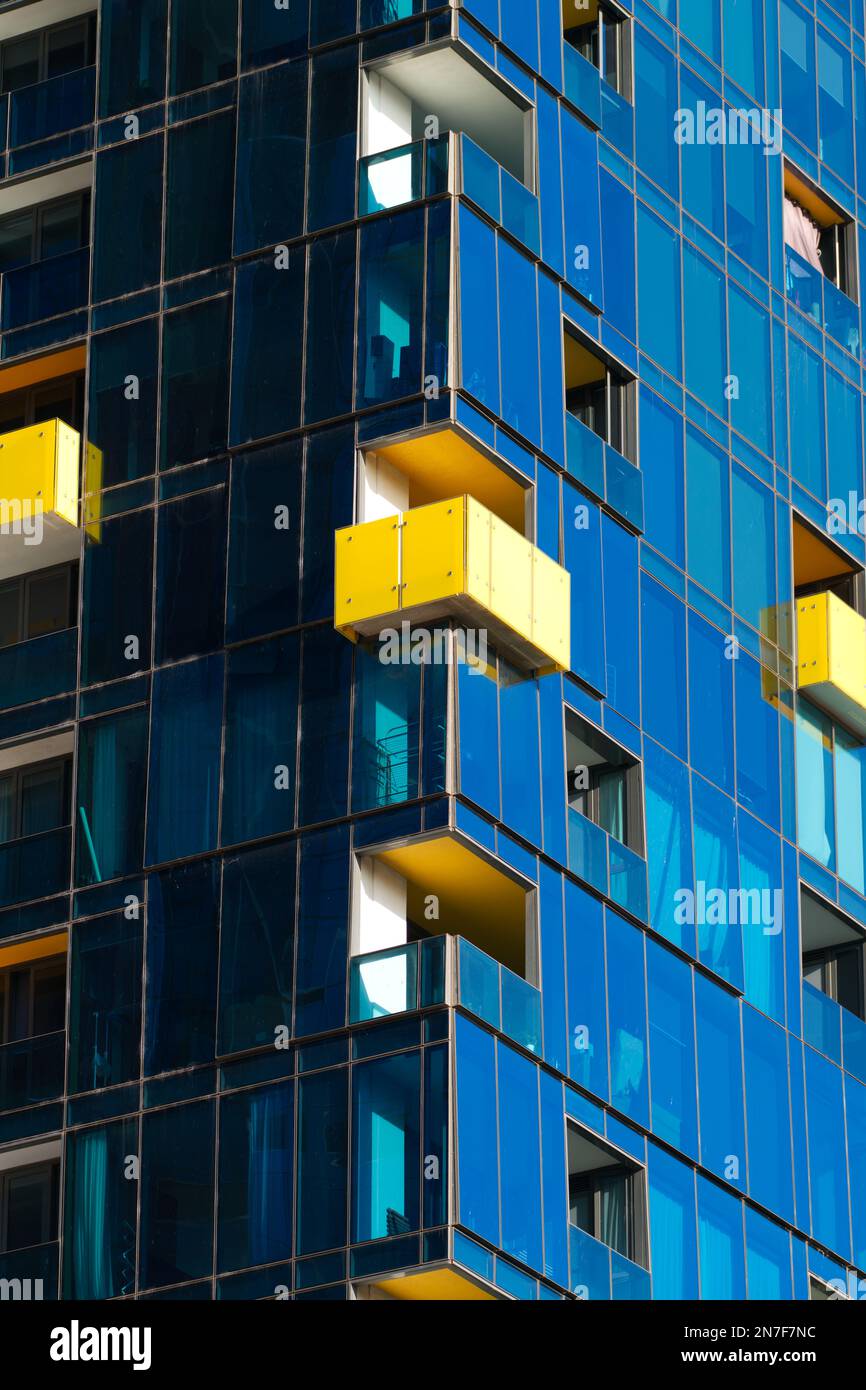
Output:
[801, 887, 866, 1021]
[361, 41, 535, 193]
[563, 0, 631, 100]
[567, 1121, 647, 1268]
[793, 514, 863, 615]
[784, 164, 857, 302]
[564, 324, 636, 462]
[566, 709, 643, 855]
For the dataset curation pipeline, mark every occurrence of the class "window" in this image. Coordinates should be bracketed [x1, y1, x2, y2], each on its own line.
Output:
[0, 373, 84, 436]
[0, 1161, 59, 1254]
[0, 757, 72, 845]
[0, 956, 65, 1046]
[563, 0, 631, 100]
[784, 164, 856, 301]
[566, 709, 644, 853]
[0, 15, 96, 94]
[564, 325, 636, 461]
[0, 193, 91, 275]
[0, 565, 78, 651]
[567, 1122, 647, 1266]
[801, 887, 866, 1020]
[793, 513, 864, 614]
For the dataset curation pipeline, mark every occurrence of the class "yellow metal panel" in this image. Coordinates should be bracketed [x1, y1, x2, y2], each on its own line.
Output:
[464, 496, 491, 610]
[401, 496, 465, 608]
[826, 590, 866, 707]
[334, 515, 400, 631]
[54, 421, 81, 527]
[84, 442, 103, 541]
[797, 594, 831, 687]
[532, 547, 571, 670]
[0, 420, 53, 522]
[488, 512, 533, 634]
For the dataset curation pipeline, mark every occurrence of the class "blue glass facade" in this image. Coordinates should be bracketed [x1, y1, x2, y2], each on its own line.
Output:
[0, 0, 864, 1305]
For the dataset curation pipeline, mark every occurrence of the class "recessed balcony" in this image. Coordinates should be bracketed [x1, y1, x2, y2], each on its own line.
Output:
[348, 830, 541, 1052]
[797, 589, 866, 739]
[335, 493, 570, 675]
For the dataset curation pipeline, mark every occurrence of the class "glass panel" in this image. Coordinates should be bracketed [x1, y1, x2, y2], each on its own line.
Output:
[349, 944, 418, 1023]
[69, 911, 142, 1092]
[140, 1101, 215, 1289]
[20, 763, 68, 837]
[351, 1051, 421, 1242]
[62, 1119, 138, 1298]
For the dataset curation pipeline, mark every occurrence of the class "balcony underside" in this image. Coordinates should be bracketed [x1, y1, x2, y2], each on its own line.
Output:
[361, 1263, 499, 1301]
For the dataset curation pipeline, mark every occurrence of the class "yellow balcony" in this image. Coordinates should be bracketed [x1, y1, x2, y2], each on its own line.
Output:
[797, 590, 866, 737]
[0, 419, 82, 579]
[335, 495, 570, 674]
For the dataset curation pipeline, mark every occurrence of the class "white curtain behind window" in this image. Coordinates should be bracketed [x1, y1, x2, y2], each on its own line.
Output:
[784, 196, 822, 271]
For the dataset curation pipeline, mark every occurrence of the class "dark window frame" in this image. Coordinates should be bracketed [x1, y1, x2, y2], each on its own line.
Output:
[0, 561, 79, 651]
[0, 191, 91, 274]
[803, 941, 865, 1019]
[0, 754, 73, 845]
[0, 14, 97, 96]
[0, 952, 66, 1045]
[566, 708, 645, 855]
[564, 0, 632, 101]
[0, 1159, 59, 1255]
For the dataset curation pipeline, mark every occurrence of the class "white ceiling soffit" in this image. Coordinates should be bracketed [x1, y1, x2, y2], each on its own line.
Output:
[0, 728, 73, 772]
[0, 157, 91, 217]
[0, 0, 95, 44]
[372, 44, 531, 181]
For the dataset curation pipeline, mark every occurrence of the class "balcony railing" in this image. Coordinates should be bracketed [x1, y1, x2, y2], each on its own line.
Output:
[568, 807, 648, 922]
[0, 247, 89, 333]
[459, 134, 540, 257]
[563, 44, 602, 128]
[359, 133, 449, 216]
[335, 494, 570, 675]
[0, 1240, 59, 1299]
[0, 825, 70, 908]
[0, 1029, 65, 1112]
[349, 934, 541, 1054]
[785, 243, 860, 356]
[796, 590, 866, 739]
[569, 1223, 650, 1301]
[565, 412, 644, 533]
[0, 626, 77, 711]
[7, 66, 95, 153]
